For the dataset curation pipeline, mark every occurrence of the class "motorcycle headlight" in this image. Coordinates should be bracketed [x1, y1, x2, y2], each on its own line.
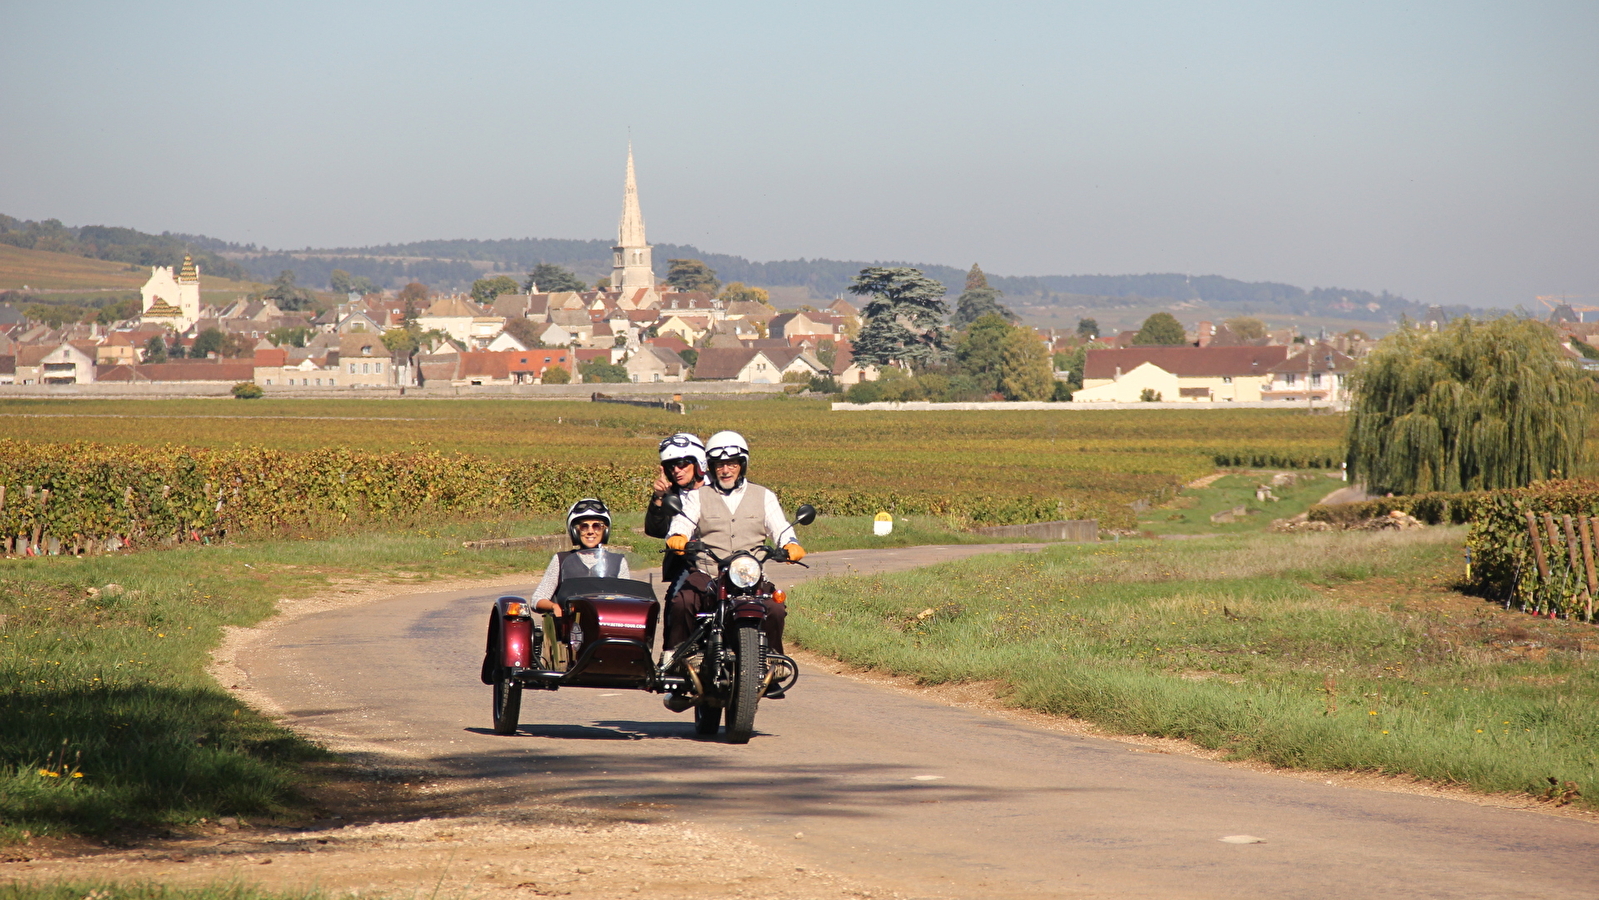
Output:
[728, 555, 762, 589]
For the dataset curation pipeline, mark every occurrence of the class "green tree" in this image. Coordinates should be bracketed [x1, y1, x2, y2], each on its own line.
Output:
[329, 269, 354, 294]
[25, 303, 86, 328]
[1346, 317, 1596, 494]
[191, 328, 226, 358]
[525, 263, 586, 293]
[264, 270, 318, 312]
[666, 258, 719, 294]
[166, 338, 187, 360]
[848, 266, 949, 370]
[142, 335, 168, 364]
[268, 326, 312, 348]
[815, 340, 837, 371]
[96, 296, 142, 326]
[397, 282, 430, 307]
[579, 357, 630, 383]
[1224, 316, 1268, 341]
[542, 363, 571, 384]
[1132, 312, 1187, 346]
[718, 282, 771, 306]
[471, 275, 521, 305]
[1000, 326, 1055, 401]
[954, 314, 1012, 394]
[678, 348, 699, 369]
[951, 263, 1015, 328]
[1076, 317, 1099, 339]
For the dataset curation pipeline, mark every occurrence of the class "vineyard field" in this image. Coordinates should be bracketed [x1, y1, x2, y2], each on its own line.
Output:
[0, 398, 1349, 535]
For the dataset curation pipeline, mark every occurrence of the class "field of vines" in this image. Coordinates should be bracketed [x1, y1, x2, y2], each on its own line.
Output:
[0, 398, 1348, 549]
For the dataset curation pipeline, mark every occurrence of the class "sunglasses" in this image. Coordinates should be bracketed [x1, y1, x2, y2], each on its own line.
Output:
[664, 459, 697, 470]
[576, 522, 606, 532]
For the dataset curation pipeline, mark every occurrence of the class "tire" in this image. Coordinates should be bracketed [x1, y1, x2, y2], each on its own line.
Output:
[492, 666, 522, 735]
[693, 698, 722, 735]
[725, 622, 761, 744]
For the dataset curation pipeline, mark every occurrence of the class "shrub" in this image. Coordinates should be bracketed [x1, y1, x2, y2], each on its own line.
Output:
[230, 381, 264, 400]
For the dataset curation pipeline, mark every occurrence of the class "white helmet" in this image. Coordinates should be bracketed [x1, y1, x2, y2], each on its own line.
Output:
[566, 497, 611, 546]
[658, 432, 707, 476]
[705, 430, 750, 490]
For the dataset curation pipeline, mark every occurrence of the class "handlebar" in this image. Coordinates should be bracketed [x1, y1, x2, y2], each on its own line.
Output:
[675, 540, 808, 568]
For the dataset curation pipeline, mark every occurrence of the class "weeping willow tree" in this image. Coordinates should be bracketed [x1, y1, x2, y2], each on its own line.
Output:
[1346, 316, 1596, 494]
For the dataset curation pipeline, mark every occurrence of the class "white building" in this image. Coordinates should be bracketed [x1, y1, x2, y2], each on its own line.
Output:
[139, 256, 202, 331]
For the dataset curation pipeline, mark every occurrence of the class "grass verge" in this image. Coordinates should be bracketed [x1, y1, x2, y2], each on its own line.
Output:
[789, 527, 1599, 809]
[0, 883, 325, 900]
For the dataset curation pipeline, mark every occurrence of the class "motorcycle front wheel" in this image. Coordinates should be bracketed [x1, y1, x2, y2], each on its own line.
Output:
[492, 668, 522, 735]
[725, 622, 761, 744]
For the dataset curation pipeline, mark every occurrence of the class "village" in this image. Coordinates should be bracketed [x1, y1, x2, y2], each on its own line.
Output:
[5, 149, 1598, 404]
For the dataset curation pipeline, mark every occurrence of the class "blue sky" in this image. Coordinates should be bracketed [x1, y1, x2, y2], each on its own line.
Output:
[2, 1, 1594, 306]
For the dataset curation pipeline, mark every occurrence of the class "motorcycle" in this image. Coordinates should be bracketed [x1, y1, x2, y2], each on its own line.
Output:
[481, 503, 815, 743]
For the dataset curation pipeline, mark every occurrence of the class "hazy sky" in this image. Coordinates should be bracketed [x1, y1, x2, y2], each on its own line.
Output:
[3, 1, 1595, 306]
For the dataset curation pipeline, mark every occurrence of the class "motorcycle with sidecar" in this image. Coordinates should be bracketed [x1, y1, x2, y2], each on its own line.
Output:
[480, 504, 815, 743]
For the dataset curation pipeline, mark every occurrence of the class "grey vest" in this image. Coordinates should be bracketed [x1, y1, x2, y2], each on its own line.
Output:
[557, 548, 624, 581]
[694, 484, 771, 575]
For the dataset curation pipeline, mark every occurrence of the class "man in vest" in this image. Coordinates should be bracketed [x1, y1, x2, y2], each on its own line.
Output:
[664, 431, 805, 667]
[531, 498, 630, 617]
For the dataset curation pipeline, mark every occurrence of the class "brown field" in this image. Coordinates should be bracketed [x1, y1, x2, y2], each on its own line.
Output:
[0, 243, 265, 293]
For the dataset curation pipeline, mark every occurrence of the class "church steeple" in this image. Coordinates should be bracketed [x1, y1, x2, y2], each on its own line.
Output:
[612, 143, 655, 295]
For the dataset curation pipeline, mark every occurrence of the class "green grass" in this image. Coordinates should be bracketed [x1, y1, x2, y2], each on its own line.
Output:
[0, 883, 328, 900]
[1138, 470, 1347, 535]
[790, 527, 1599, 807]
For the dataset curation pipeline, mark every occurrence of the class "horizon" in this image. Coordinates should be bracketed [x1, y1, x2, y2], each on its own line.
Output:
[3, 2, 1595, 309]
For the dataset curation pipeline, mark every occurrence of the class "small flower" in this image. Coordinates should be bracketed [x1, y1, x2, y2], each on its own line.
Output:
[1368, 710, 1378, 716]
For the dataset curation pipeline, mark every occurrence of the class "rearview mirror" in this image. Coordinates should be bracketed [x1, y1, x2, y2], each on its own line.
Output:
[794, 504, 817, 526]
[660, 492, 684, 516]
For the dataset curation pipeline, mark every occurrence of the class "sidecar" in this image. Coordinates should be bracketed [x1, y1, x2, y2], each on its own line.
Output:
[482, 576, 667, 734]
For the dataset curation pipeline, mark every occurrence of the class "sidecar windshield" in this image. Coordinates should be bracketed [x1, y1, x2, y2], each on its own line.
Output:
[553, 576, 657, 603]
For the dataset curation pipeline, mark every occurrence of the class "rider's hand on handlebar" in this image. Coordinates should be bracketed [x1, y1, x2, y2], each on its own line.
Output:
[666, 534, 689, 554]
[783, 542, 805, 563]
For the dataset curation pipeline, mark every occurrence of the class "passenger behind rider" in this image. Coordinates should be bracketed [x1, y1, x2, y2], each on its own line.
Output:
[663, 431, 804, 666]
[645, 432, 706, 628]
[531, 498, 631, 618]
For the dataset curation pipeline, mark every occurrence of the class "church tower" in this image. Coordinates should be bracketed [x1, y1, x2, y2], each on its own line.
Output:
[611, 144, 655, 298]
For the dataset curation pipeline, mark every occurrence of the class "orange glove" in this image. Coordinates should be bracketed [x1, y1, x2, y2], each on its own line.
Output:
[666, 534, 689, 554]
[783, 542, 805, 562]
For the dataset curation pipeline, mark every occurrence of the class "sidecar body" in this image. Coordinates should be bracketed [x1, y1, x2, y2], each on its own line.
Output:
[485, 576, 661, 691]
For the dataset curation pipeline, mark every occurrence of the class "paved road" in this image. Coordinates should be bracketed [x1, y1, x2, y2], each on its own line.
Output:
[239, 544, 1598, 900]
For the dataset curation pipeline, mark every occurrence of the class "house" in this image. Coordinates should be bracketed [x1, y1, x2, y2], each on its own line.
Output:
[337, 334, 394, 387]
[656, 314, 711, 344]
[415, 295, 506, 347]
[138, 256, 202, 331]
[830, 342, 878, 386]
[99, 358, 257, 384]
[768, 311, 837, 340]
[1073, 346, 1291, 402]
[624, 345, 688, 383]
[15, 342, 99, 385]
[1261, 344, 1356, 403]
[448, 349, 572, 386]
[689, 347, 793, 383]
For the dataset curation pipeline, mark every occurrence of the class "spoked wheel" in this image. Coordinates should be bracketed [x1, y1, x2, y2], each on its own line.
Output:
[491, 666, 522, 735]
[725, 622, 761, 744]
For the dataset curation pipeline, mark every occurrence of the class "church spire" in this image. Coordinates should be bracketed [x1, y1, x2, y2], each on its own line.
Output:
[617, 143, 646, 248]
[611, 143, 655, 295]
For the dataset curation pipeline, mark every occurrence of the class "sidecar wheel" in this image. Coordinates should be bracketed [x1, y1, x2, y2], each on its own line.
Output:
[725, 623, 760, 744]
[492, 672, 522, 735]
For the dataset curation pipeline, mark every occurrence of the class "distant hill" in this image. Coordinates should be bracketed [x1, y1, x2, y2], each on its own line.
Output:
[4, 215, 1499, 326]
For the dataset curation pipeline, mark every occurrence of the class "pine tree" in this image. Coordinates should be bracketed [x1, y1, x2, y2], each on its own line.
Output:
[1346, 316, 1595, 493]
[951, 263, 1015, 328]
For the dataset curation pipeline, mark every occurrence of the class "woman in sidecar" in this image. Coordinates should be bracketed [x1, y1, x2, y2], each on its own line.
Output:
[482, 498, 662, 734]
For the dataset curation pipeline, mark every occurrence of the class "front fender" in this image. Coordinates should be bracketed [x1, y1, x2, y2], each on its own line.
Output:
[493, 595, 536, 669]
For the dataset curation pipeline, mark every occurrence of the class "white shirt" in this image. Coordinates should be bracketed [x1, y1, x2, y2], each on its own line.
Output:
[668, 481, 796, 548]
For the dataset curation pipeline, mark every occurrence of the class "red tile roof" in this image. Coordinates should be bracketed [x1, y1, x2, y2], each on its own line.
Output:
[1084, 346, 1290, 379]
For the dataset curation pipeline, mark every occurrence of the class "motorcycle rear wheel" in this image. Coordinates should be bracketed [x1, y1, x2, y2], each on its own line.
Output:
[492, 670, 522, 735]
[725, 623, 761, 744]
